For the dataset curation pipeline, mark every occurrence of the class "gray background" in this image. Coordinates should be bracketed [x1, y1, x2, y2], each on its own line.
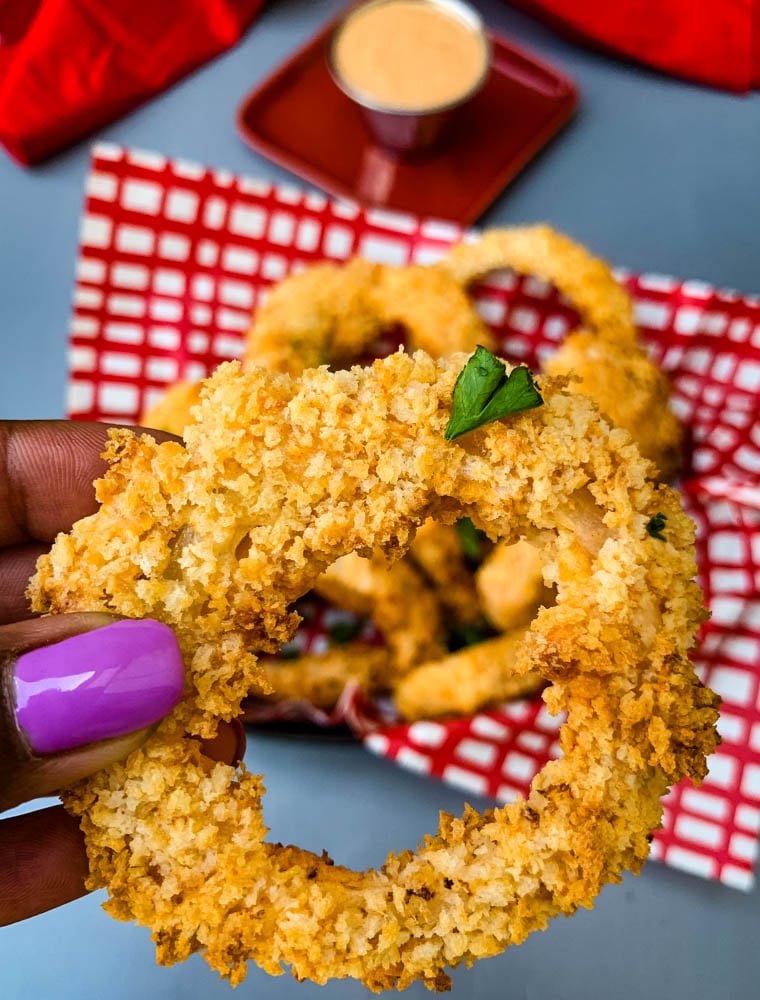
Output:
[1, 1, 759, 997]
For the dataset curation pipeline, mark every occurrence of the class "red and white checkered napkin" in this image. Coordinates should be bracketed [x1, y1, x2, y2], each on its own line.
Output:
[69, 143, 760, 889]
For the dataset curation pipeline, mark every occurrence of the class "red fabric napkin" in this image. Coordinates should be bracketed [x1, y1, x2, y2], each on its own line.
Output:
[508, 0, 759, 92]
[0, 0, 264, 165]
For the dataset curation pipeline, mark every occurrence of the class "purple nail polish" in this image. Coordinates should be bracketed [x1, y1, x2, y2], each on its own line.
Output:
[14, 619, 185, 754]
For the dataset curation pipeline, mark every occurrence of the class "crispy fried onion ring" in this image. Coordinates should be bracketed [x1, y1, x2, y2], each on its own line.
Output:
[439, 224, 637, 345]
[438, 225, 683, 479]
[143, 228, 681, 716]
[141, 380, 202, 437]
[141, 259, 491, 708]
[394, 627, 544, 721]
[30, 352, 718, 990]
[432, 226, 684, 654]
[314, 550, 445, 680]
[244, 256, 493, 374]
[242, 258, 489, 708]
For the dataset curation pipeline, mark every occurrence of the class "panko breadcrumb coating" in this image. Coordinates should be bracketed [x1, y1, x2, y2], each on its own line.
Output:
[545, 331, 683, 480]
[440, 225, 682, 479]
[30, 352, 718, 991]
[244, 258, 493, 374]
[141, 380, 202, 437]
[439, 224, 637, 346]
[141, 228, 683, 720]
[395, 627, 544, 720]
[140, 258, 494, 709]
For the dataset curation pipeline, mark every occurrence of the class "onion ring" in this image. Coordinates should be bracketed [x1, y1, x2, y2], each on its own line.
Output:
[30, 351, 718, 990]
[141, 380, 201, 438]
[435, 226, 684, 657]
[314, 550, 445, 680]
[244, 257, 493, 374]
[544, 330, 683, 480]
[242, 257, 490, 709]
[438, 224, 637, 345]
[394, 627, 544, 720]
[408, 519, 483, 625]
[259, 642, 390, 711]
[438, 225, 682, 478]
[475, 538, 554, 632]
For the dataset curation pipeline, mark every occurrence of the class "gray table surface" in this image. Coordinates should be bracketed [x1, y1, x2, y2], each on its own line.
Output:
[1, 1, 759, 998]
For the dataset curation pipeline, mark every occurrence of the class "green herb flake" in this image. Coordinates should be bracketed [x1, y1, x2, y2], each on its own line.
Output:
[278, 643, 301, 661]
[646, 512, 667, 541]
[327, 618, 365, 646]
[445, 346, 544, 441]
[455, 517, 486, 563]
[447, 617, 495, 651]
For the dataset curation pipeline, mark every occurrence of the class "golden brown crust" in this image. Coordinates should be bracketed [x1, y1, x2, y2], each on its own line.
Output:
[241, 257, 493, 710]
[142, 226, 683, 721]
[439, 225, 682, 480]
[314, 550, 445, 682]
[439, 224, 637, 345]
[29, 353, 718, 990]
[140, 380, 202, 437]
[395, 627, 544, 720]
[545, 331, 684, 480]
[244, 258, 493, 374]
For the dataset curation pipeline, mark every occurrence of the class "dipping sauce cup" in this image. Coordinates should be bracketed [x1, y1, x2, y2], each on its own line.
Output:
[328, 0, 492, 155]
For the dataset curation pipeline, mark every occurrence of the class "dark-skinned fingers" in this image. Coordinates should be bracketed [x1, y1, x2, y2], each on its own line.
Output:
[0, 420, 179, 547]
[0, 613, 185, 812]
[0, 542, 48, 624]
[0, 806, 90, 925]
[0, 719, 245, 925]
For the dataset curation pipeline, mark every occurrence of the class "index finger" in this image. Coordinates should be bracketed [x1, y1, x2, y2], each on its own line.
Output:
[0, 420, 178, 546]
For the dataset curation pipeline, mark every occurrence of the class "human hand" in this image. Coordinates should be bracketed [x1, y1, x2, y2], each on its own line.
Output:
[0, 421, 243, 925]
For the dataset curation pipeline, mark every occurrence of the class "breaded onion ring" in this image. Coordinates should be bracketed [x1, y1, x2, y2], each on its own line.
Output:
[395, 627, 544, 720]
[259, 642, 390, 711]
[141, 380, 202, 437]
[30, 352, 718, 991]
[476, 538, 554, 632]
[439, 225, 682, 479]
[142, 258, 491, 708]
[439, 224, 637, 345]
[244, 257, 493, 374]
[545, 331, 683, 481]
[408, 519, 483, 625]
[242, 257, 490, 708]
[314, 550, 445, 681]
[436, 226, 684, 653]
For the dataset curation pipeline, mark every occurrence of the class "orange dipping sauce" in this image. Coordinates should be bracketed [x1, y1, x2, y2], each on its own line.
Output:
[332, 0, 489, 112]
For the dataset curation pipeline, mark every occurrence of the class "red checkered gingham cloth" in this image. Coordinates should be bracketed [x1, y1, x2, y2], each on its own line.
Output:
[67, 143, 760, 890]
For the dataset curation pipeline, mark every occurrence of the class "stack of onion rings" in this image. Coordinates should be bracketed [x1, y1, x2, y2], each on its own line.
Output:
[437, 224, 683, 479]
[140, 225, 686, 722]
[31, 352, 719, 989]
[243, 256, 493, 374]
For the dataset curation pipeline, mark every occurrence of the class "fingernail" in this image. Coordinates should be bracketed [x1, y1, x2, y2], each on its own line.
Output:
[14, 619, 185, 754]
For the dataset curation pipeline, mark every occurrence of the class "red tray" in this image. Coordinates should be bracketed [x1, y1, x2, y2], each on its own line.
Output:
[237, 13, 578, 226]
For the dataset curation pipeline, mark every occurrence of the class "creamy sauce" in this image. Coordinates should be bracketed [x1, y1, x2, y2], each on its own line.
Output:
[333, 1, 488, 111]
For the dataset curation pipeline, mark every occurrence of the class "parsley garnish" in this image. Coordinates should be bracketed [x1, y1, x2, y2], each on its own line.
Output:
[445, 346, 543, 441]
[646, 512, 667, 541]
[447, 617, 495, 651]
[455, 517, 486, 564]
[327, 618, 365, 645]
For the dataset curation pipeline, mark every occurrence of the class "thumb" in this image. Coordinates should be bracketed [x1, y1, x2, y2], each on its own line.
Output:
[0, 614, 184, 812]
